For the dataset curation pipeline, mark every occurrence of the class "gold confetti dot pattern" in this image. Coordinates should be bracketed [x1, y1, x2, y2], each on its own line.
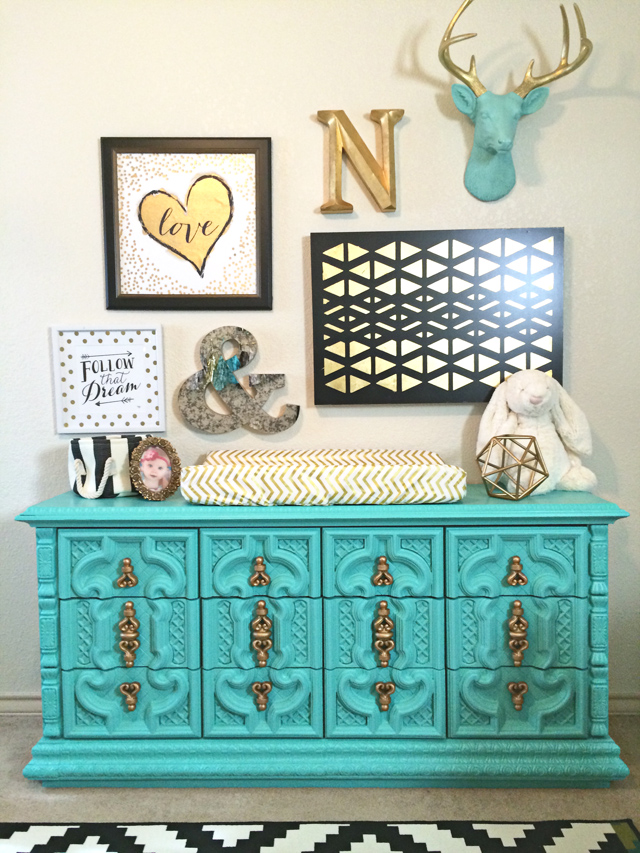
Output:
[116, 152, 257, 296]
[53, 327, 165, 434]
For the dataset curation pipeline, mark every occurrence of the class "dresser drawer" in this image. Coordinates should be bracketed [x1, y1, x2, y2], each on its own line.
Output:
[447, 596, 588, 670]
[203, 668, 323, 737]
[61, 668, 201, 738]
[325, 667, 446, 738]
[202, 598, 322, 669]
[323, 528, 444, 597]
[59, 530, 198, 599]
[60, 598, 200, 670]
[448, 667, 589, 738]
[200, 529, 321, 597]
[325, 597, 445, 670]
[446, 528, 590, 598]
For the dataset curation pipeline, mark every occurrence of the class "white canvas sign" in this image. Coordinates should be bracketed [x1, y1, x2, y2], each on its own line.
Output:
[51, 326, 165, 434]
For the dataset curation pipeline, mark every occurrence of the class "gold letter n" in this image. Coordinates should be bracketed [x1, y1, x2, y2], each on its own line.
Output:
[317, 109, 404, 213]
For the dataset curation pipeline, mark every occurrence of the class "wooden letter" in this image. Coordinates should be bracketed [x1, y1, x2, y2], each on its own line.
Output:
[317, 109, 404, 213]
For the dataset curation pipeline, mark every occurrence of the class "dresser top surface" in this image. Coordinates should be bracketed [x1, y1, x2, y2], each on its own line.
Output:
[17, 484, 628, 527]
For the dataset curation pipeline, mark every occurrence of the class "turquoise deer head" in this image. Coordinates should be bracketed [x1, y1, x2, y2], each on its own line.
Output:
[439, 0, 593, 202]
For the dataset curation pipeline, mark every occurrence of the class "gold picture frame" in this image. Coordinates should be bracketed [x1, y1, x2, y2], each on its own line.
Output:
[130, 436, 181, 501]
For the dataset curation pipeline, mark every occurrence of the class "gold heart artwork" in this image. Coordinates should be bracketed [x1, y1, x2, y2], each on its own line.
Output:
[138, 175, 233, 276]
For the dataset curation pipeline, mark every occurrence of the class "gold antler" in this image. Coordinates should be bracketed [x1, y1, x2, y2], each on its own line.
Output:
[514, 4, 593, 98]
[438, 0, 487, 97]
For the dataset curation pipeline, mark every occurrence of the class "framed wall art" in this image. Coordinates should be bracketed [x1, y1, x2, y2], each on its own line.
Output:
[101, 137, 272, 310]
[51, 326, 166, 434]
[311, 228, 563, 405]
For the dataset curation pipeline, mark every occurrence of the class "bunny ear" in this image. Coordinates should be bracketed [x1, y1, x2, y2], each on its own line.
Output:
[477, 381, 511, 453]
[550, 381, 593, 455]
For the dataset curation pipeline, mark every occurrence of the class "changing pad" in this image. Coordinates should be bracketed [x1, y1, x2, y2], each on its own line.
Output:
[180, 448, 466, 506]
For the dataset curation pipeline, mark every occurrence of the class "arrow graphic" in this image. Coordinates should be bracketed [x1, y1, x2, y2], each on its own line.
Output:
[95, 397, 134, 407]
[81, 351, 133, 359]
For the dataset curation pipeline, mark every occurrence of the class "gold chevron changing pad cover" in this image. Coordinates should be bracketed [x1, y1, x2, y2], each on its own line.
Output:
[180, 449, 466, 506]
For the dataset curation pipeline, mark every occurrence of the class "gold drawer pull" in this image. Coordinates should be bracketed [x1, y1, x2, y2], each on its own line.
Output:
[249, 556, 271, 587]
[508, 600, 529, 666]
[375, 681, 395, 711]
[120, 681, 140, 711]
[252, 681, 272, 711]
[506, 556, 527, 587]
[118, 601, 140, 667]
[373, 600, 395, 667]
[116, 558, 138, 588]
[372, 556, 393, 586]
[508, 681, 528, 711]
[251, 600, 273, 667]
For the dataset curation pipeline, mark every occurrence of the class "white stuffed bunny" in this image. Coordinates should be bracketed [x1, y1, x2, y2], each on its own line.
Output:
[477, 369, 597, 495]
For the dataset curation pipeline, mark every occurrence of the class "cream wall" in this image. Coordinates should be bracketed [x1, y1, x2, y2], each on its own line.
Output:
[1, 0, 638, 710]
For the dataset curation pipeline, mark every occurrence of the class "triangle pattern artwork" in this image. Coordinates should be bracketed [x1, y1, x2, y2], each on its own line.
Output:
[311, 229, 564, 404]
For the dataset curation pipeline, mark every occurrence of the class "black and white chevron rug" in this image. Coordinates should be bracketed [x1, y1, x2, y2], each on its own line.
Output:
[0, 822, 638, 853]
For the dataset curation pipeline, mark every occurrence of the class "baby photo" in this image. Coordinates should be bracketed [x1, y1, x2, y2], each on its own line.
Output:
[139, 445, 172, 492]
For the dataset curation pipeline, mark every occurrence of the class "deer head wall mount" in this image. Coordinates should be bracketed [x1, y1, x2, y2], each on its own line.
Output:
[439, 0, 593, 202]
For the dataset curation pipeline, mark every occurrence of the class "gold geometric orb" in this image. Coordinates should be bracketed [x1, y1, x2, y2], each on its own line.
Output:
[477, 434, 548, 500]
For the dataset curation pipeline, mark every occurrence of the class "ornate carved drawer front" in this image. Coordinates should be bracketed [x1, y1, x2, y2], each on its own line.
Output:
[203, 668, 323, 737]
[59, 530, 198, 599]
[446, 528, 590, 598]
[447, 597, 589, 670]
[200, 529, 321, 597]
[325, 597, 445, 670]
[325, 668, 446, 738]
[202, 597, 322, 669]
[61, 668, 201, 738]
[323, 529, 443, 597]
[60, 598, 200, 670]
[448, 667, 589, 738]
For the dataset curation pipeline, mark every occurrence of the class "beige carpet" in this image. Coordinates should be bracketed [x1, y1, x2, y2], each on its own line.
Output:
[1, 715, 637, 824]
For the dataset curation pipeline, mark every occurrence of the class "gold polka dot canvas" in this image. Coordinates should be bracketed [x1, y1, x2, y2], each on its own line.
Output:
[311, 229, 563, 404]
[102, 138, 272, 310]
[51, 326, 166, 434]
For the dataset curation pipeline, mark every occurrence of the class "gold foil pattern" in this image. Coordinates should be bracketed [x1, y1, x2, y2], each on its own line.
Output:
[116, 152, 257, 296]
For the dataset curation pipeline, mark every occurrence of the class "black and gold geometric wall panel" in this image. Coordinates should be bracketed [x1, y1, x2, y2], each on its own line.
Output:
[311, 228, 563, 405]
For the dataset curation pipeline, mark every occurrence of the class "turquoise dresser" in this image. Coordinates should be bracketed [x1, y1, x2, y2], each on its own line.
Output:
[17, 486, 629, 787]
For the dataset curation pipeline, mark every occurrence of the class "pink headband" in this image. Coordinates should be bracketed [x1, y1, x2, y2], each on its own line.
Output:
[140, 447, 170, 464]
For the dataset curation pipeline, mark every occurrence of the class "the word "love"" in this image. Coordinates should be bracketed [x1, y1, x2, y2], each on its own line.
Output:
[158, 208, 219, 244]
[138, 175, 234, 275]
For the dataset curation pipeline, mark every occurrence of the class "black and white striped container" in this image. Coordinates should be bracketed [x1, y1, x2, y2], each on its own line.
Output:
[68, 435, 149, 499]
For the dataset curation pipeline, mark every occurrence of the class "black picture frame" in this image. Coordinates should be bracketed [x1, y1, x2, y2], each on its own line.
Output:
[101, 137, 272, 310]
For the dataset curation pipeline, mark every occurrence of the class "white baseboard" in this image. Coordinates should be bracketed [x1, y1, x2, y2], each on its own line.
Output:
[2, 693, 639, 716]
[0, 695, 42, 714]
[609, 694, 640, 715]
